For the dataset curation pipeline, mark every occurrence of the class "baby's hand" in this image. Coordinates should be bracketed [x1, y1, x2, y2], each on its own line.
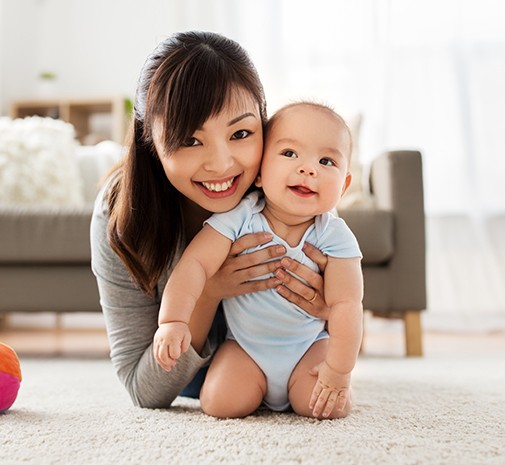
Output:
[153, 322, 191, 372]
[309, 361, 351, 418]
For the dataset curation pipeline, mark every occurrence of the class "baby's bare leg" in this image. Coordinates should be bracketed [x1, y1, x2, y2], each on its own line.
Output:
[288, 339, 352, 419]
[200, 340, 266, 418]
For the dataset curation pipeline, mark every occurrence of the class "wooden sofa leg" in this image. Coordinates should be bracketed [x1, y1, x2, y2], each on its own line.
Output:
[0, 313, 8, 332]
[404, 310, 423, 357]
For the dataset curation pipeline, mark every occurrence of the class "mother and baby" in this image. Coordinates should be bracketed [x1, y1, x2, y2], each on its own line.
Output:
[91, 31, 363, 420]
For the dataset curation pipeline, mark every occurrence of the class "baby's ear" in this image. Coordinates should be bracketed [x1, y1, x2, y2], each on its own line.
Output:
[342, 172, 352, 195]
[254, 174, 262, 187]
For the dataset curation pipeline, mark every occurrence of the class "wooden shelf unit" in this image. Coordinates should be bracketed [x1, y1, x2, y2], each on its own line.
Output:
[10, 97, 130, 145]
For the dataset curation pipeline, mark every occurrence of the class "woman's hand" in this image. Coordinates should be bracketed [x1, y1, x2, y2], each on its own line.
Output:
[274, 242, 331, 320]
[190, 233, 284, 353]
[204, 232, 285, 301]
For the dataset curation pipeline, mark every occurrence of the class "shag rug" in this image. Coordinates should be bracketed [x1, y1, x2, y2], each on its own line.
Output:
[1, 353, 504, 465]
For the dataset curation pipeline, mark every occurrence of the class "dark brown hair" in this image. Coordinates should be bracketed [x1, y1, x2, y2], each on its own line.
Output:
[107, 31, 266, 294]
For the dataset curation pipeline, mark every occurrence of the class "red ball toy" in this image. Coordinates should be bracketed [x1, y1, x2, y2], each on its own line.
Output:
[0, 342, 22, 413]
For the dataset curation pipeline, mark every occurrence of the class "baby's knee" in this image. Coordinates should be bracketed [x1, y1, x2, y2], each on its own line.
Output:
[200, 380, 262, 418]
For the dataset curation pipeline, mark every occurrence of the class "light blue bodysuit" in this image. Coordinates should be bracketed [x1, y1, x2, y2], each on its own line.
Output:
[205, 191, 362, 411]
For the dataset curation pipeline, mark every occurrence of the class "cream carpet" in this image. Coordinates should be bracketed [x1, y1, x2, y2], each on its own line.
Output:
[1, 353, 504, 465]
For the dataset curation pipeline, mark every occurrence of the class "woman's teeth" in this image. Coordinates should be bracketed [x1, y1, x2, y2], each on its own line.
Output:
[201, 178, 234, 192]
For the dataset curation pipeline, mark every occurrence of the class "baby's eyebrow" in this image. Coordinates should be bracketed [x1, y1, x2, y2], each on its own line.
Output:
[228, 112, 257, 126]
[323, 148, 345, 159]
[274, 137, 345, 158]
[275, 137, 297, 145]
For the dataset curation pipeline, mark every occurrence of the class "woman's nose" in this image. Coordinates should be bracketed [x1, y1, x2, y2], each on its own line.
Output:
[203, 143, 234, 173]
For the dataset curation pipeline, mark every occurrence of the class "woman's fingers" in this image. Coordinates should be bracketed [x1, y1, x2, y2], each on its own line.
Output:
[229, 243, 285, 270]
[274, 256, 330, 320]
[302, 242, 329, 273]
[278, 257, 324, 296]
[229, 232, 273, 255]
[207, 233, 285, 300]
[236, 276, 282, 294]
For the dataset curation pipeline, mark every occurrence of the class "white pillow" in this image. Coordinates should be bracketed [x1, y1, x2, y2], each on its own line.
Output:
[339, 113, 375, 210]
[0, 116, 84, 206]
[76, 140, 124, 203]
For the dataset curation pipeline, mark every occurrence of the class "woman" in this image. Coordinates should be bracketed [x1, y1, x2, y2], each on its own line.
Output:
[90, 31, 329, 408]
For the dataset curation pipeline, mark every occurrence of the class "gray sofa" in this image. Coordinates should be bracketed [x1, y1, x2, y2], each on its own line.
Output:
[0, 150, 426, 356]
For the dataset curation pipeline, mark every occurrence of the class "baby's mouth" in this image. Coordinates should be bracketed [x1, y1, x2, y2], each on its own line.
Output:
[289, 185, 315, 195]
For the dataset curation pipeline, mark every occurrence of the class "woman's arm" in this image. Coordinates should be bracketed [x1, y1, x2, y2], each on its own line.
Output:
[90, 188, 211, 408]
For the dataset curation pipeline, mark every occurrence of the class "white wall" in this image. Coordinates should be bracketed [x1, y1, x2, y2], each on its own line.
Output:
[1, 0, 41, 114]
[0, 0, 285, 116]
[0, 0, 187, 114]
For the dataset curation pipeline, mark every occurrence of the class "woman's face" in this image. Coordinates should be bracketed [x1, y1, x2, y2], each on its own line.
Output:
[153, 89, 263, 213]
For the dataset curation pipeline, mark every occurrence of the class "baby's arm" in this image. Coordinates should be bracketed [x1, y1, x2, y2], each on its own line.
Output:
[154, 225, 232, 371]
[309, 257, 363, 417]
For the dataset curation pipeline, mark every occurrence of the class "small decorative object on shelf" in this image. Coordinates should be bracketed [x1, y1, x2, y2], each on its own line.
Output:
[37, 71, 58, 99]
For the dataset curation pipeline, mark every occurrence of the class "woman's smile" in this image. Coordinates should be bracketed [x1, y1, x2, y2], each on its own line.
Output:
[155, 88, 263, 213]
[197, 175, 241, 198]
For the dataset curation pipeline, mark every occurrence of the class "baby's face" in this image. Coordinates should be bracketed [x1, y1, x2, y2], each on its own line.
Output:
[256, 104, 352, 221]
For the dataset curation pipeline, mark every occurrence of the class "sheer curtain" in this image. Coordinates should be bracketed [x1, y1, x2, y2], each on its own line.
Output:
[176, 0, 505, 330]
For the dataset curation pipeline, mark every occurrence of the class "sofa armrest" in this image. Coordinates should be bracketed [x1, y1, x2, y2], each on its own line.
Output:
[0, 206, 94, 263]
[369, 150, 427, 312]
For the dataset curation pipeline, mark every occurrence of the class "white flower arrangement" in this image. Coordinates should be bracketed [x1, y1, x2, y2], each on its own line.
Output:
[0, 116, 84, 206]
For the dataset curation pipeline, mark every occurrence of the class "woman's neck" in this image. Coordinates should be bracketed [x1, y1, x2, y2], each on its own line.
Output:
[181, 197, 212, 243]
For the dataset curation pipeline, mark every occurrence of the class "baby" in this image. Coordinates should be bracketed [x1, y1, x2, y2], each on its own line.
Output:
[154, 102, 363, 419]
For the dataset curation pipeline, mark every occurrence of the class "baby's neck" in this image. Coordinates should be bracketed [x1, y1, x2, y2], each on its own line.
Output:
[261, 205, 315, 248]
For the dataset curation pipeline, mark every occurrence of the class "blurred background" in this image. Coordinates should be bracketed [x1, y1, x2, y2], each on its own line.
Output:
[1, 0, 504, 334]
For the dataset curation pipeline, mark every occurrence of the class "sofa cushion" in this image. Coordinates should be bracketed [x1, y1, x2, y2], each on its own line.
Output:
[0, 206, 93, 264]
[0, 116, 84, 207]
[339, 208, 394, 265]
[0, 206, 393, 266]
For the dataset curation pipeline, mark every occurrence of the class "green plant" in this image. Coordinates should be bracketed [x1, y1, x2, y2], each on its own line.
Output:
[39, 71, 57, 80]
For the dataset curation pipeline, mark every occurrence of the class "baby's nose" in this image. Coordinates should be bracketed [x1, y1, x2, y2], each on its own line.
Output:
[297, 163, 316, 176]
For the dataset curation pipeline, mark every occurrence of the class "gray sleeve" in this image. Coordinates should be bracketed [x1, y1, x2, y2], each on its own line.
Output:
[90, 184, 212, 408]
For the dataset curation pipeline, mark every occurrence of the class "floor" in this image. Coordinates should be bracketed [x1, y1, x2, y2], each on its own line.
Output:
[1, 313, 503, 358]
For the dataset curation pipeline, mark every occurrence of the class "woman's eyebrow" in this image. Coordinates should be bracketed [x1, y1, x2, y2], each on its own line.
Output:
[228, 112, 257, 126]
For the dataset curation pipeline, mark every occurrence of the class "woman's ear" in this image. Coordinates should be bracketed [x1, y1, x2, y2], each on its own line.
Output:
[255, 174, 263, 188]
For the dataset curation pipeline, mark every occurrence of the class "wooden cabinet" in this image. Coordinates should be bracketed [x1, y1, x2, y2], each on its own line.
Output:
[10, 97, 131, 145]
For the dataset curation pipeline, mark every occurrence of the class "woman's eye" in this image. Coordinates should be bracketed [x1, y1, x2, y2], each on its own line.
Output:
[282, 150, 297, 158]
[183, 137, 201, 147]
[320, 157, 335, 166]
[232, 129, 250, 140]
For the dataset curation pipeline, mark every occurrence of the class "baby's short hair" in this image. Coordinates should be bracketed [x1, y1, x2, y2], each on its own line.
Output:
[265, 101, 353, 160]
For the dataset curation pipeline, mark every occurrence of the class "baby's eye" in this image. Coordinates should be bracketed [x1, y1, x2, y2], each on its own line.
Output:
[281, 150, 297, 158]
[183, 137, 201, 147]
[319, 157, 335, 166]
[231, 129, 251, 140]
